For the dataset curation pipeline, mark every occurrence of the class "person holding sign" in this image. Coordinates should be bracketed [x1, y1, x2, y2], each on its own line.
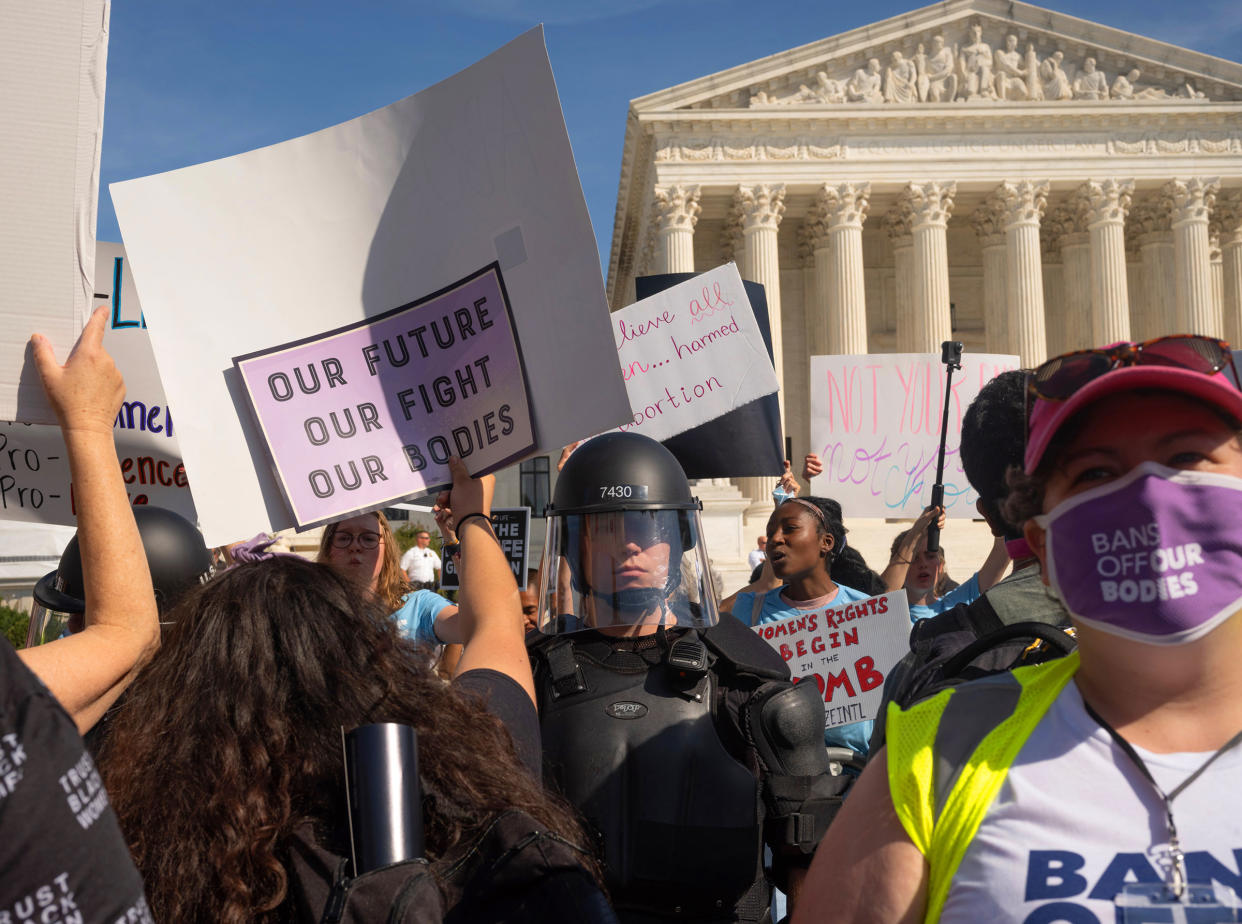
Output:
[530, 433, 847, 922]
[317, 511, 461, 651]
[795, 335, 1242, 923]
[0, 307, 156, 923]
[881, 506, 1009, 623]
[97, 458, 611, 922]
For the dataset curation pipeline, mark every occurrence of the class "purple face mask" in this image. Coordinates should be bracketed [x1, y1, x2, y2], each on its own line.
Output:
[1036, 462, 1242, 645]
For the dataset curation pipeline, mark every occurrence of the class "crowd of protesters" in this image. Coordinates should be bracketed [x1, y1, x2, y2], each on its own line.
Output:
[4, 307, 1241, 922]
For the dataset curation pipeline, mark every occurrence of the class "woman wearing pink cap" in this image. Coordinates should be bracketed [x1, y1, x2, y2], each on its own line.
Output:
[795, 335, 1242, 922]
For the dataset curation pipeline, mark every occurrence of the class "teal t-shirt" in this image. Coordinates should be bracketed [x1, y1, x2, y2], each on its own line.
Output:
[391, 589, 452, 645]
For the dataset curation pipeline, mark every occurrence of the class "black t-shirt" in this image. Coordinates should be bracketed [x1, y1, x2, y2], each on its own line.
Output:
[454, 669, 542, 781]
[0, 641, 152, 923]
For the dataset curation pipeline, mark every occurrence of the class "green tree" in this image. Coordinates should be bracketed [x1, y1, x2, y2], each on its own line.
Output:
[0, 604, 31, 650]
[393, 520, 442, 555]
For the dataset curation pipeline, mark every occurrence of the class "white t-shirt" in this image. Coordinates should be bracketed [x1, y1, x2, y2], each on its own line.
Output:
[748, 549, 766, 570]
[400, 545, 440, 583]
[941, 681, 1242, 922]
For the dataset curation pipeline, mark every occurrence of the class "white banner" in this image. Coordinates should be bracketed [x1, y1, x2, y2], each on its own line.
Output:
[613, 264, 778, 441]
[809, 352, 1019, 519]
[752, 591, 912, 729]
[0, 0, 109, 424]
[0, 242, 197, 527]
[110, 28, 629, 546]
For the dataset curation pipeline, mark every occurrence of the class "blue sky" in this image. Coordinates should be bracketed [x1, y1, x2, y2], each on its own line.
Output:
[97, 0, 1242, 272]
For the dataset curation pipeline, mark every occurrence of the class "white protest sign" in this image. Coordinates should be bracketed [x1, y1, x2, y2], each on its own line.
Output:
[0, 0, 108, 424]
[0, 242, 197, 526]
[613, 264, 778, 441]
[809, 352, 1020, 519]
[751, 592, 912, 729]
[110, 27, 629, 546]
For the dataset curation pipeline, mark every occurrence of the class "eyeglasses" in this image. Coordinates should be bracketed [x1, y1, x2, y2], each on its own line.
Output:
[330, 530, 381, 550]
[1028, 335, 1238, 402]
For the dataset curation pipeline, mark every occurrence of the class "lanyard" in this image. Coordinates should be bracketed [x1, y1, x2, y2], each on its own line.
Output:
[1082, 699, 1242, 898]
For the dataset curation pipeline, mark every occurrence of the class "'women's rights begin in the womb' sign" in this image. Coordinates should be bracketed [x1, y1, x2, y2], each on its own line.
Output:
[234, 263, 533, 529]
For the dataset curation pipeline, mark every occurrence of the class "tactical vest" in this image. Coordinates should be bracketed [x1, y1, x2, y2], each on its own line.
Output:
[532, 632, 770, 923]
[885, 651, 1081, 923]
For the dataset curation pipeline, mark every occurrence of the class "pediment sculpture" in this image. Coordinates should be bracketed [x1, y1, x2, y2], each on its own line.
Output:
[748, 23, 1212, 107]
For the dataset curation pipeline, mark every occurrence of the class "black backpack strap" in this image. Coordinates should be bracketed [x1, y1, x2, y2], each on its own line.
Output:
[701, 611, 790, 681]
[320, 856, 351, 924]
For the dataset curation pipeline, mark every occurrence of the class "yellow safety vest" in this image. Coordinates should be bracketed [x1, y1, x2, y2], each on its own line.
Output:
[885, 651, 1081, 924]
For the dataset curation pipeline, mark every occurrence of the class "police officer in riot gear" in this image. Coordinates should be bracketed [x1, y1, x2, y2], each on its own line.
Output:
[530, 433, 846, 923]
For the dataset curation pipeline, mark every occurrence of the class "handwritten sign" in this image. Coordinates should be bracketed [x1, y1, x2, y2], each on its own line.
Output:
[440, 507, 530, 590]
[809, 352, 1020, 519]
[613, 264, 778, 442]
[0, 242, 197, 527]
[752, 592, 912, 729]
[235, 265, 532, 530]
[110, 28, 629, 546]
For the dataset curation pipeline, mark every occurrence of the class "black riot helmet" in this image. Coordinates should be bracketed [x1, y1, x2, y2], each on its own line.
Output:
[27, 506, 213, 647]
[538, 433, 718, 635]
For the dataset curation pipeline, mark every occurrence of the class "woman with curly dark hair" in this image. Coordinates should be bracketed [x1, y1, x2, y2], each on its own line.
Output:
[97, 460, 611, 923]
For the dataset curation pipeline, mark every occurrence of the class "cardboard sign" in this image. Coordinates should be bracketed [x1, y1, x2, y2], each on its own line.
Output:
[0, 0, 108, 424]
[439, 507, 530, 590]
[751, 592, 912, 729]
[809, 353, 1020, 519]
[634, 273, 783, 478]
[234, 265, 533, 529]
[110, 27, 630, 546]
[0, 243, 198, 527]
[614, 264, 778, 444]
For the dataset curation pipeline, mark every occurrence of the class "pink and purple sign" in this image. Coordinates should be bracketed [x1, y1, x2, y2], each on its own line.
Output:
[234, 263, 533, 529]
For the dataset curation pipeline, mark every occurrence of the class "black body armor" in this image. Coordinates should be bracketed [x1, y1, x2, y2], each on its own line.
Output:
[532, 627, 788, 923]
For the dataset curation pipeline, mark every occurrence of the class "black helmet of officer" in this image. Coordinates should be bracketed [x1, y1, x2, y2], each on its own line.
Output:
[539, 433, 718, 632]
[28, 506, 213, 646]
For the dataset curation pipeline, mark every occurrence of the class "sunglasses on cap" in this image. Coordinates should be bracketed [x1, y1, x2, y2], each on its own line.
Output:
[1028, 335, 1238, 402]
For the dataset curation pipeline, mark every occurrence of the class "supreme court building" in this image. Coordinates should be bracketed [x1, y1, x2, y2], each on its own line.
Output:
[603, 0, 1242, 573]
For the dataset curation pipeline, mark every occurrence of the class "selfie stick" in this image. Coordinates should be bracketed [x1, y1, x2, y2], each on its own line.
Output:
[926, 341, 963, 555]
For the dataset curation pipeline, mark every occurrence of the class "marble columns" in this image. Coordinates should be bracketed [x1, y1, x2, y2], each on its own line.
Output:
[900, 182, 956, 352]
[883, 205, 915, 352]
[970, 199, 1008, 354]
[1165, 177, 1222, 335]
[998, 180, 1050, 366]
[810, 182, 871, 354]
[1215, 194, 1242, 346]
[1132, 201, 1176, 337]
[1079, 179, 1134, 344]
[735, 183, 786, 515]
[652, 184, 701, 273]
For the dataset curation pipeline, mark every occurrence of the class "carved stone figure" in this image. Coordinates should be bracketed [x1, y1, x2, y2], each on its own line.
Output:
[884, 51, 919, 103]
[1072, 57, 1109, 100]
[810, 71, 847, 103]
[917, 35, 958, 102]
[1111, 68, 1171, 101]
[846, 58, 883, 104]
[1040, 50, 1072, 100]
[992, 34, 1029, 100]
[1024, 44, 1043, 100]
[959, 23, 996, 100]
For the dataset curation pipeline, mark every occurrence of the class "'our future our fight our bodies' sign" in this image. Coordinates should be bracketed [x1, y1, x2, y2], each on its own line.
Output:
[751, 592, 912, 730]
[612, 264, 779, 442]
[809, 352, 1019, 520]
[235, 265, 532, 530]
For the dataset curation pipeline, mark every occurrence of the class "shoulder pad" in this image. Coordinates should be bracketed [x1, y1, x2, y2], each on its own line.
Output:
[702, 614, 790, 681]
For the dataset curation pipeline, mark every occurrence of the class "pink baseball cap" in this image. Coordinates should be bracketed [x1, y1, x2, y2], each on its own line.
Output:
[1025, 363, 1242, 473]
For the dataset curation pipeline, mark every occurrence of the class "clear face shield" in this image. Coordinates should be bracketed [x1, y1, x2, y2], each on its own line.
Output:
[26, 570, 85, 648]
[536, 508, 719, 636]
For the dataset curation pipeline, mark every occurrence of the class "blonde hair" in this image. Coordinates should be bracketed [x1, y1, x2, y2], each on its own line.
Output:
[316, 510, 412, 611]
